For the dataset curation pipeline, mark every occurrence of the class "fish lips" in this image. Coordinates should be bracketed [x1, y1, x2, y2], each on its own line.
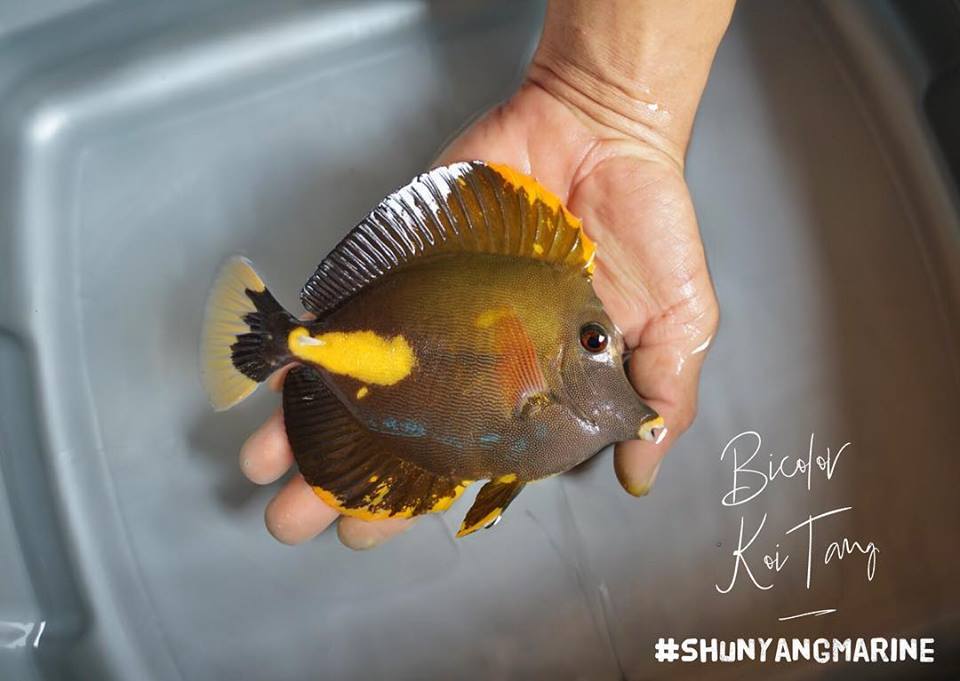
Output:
[619, 348, 666, 443]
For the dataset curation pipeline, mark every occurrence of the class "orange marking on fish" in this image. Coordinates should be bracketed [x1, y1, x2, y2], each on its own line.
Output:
[486, 163, 596, 274]
[487, 163, 563, 213]
[480, 307, 548, 411]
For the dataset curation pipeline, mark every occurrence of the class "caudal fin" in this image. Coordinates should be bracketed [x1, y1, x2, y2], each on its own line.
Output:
[201, 256, 296, 410]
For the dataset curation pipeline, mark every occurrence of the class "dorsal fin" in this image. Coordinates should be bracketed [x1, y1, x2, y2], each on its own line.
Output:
[300, 161, 596, 316]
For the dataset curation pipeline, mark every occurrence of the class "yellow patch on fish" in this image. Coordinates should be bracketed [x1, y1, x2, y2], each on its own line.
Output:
[456, 506, 502, 537]
[367, 481, 391, 505]
[312, 485, 415, 520]
[428, 482, 470, 512]
[311, 479, 469, 520]
[288, 327, 415, 386]
[475, 306, 513, 329]
[637, 416, 666, 445]
[356, 386, 370, 399]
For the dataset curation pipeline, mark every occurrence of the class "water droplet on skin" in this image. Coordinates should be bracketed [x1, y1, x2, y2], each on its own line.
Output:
[691, 335, 713, 355]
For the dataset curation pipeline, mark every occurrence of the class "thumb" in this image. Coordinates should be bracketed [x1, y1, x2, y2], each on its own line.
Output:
[613, 332, 710, 496]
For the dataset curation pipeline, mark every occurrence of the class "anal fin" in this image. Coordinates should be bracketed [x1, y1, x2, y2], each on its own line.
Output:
[457, 476, 526, 538]
[283, 366, 468, 520]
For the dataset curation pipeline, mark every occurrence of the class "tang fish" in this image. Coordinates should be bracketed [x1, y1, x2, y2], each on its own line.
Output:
[202, 161, 665, 537]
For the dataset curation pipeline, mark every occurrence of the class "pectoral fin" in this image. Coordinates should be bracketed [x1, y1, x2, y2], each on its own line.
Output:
[475, 305, 550, 416]
[457, 476, 526, 538]
[517, 391, 556, 419]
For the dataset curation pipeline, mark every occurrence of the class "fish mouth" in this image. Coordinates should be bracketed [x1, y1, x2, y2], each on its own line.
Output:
[637, 416, 667, 444]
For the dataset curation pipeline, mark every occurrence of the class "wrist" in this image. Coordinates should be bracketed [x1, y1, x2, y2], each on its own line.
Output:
[529, 0, 735, 164]
[526, 56, 687, 171]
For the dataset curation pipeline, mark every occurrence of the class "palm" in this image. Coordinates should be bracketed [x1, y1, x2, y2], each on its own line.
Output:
[241, 81, 718, 549]
[438, 82, 717, 493]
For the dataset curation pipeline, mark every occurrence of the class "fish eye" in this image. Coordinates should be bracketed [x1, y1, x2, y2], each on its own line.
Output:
[579, 323, 608, 353]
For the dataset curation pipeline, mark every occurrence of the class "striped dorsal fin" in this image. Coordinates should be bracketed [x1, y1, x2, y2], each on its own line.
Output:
[300, 161, 595, 317]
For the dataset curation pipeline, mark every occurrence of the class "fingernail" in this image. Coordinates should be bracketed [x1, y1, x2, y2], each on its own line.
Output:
[625, 460, 662, 497]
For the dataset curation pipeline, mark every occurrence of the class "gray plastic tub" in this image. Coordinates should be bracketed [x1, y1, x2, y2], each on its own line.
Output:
[1, 1, 958, 679]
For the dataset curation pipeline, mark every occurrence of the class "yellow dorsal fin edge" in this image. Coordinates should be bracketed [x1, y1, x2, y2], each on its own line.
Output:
[486, 162, 596, 276]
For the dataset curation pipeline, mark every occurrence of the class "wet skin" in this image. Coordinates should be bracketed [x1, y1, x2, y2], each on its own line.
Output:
[302, 253, 655, 484]
[241, 77, 720, 549]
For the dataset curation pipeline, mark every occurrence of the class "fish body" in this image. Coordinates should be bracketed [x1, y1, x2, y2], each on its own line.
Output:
[202, 162, 664, 536]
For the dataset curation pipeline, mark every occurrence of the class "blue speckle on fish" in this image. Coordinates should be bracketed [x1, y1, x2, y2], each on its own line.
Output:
[401, 420, 425, 436]
[375, 416, 426, 438]
[479, 433, 501, 445]
[437, 433, 467, 450]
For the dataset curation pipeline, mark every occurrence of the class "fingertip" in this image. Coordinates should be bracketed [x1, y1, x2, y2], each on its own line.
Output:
[267, 364, 295, 392]
[614, 439, 667, 497]
[337, 516, 416, 551]
[264, 475, 338, 545]
[239, 408, 293, 485]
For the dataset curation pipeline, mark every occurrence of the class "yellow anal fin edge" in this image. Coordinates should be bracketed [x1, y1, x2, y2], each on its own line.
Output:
[484, 162, 596, 275]
[312, 482, 469, 522]
[283, 365, 470, 519]
[457, 475, 526, 538]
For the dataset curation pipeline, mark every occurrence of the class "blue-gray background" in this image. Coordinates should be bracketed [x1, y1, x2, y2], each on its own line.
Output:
[1, 1, 958, 679]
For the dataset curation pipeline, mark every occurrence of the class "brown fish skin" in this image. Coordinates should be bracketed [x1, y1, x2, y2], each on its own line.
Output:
[201, 161, 664, 533]
[298, 251, 657, 483]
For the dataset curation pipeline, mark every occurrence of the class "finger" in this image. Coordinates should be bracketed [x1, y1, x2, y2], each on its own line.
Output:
[337, 516, 416, 551]
[267, 364, 296, 392]
[264, 474, 339, 545]
[615, 436, 671, 497]
[613, 335, 709, 496]
[239, 407, 293, 484]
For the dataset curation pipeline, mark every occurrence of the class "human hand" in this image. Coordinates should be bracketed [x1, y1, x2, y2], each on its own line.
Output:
[240, 0, 729, 549]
